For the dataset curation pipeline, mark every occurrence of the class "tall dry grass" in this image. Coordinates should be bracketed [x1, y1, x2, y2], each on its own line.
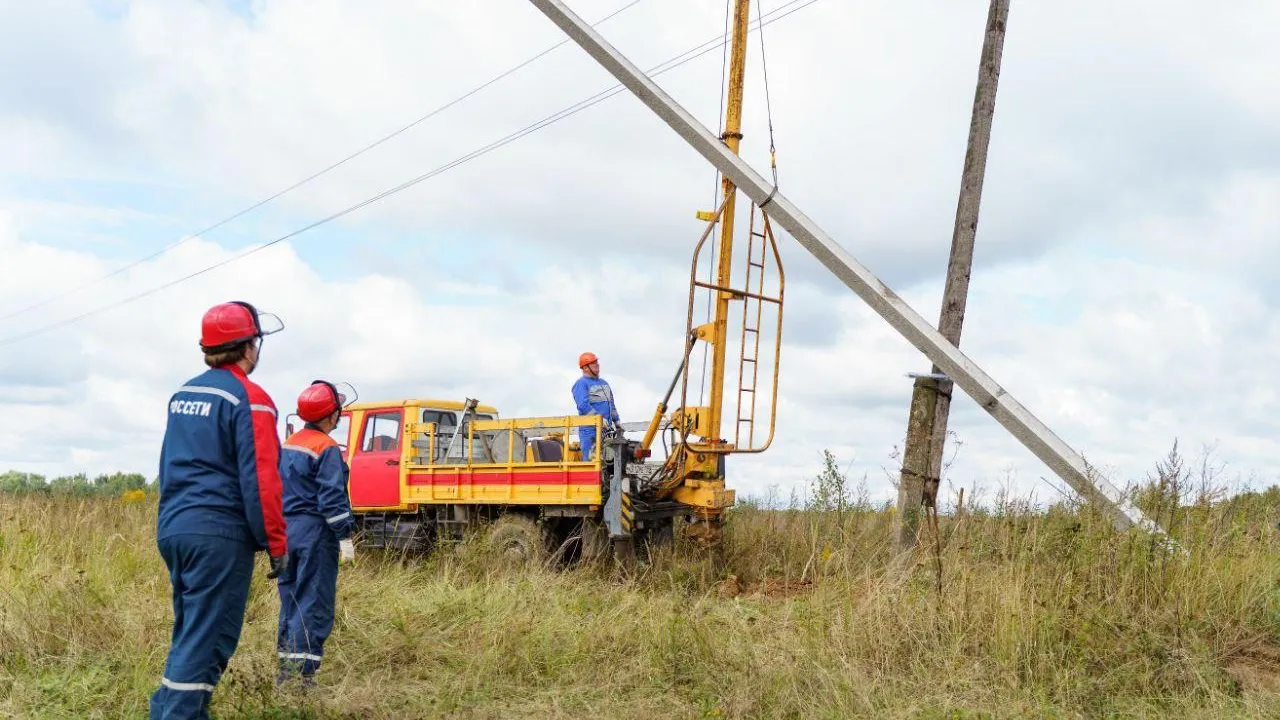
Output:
[0, 450, 1277, 718]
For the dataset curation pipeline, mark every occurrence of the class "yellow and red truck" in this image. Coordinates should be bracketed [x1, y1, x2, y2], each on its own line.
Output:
[312, 396, 685, 561]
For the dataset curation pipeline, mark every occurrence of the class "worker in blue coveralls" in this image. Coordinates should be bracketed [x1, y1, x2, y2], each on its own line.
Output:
[572, 351, 622, 462]
[151, 301, 289, 720]
[276, 380, 356, 687]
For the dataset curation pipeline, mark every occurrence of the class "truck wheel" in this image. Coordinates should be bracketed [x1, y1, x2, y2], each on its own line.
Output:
[578, 518, 610, 563]
[486, 514, 550, 567]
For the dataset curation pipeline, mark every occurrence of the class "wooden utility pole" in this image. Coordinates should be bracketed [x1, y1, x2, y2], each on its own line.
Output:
[895, 0, 1011, 550]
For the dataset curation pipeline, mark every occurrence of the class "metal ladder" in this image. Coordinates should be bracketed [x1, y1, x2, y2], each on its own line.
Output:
[735, 205, 774, 448]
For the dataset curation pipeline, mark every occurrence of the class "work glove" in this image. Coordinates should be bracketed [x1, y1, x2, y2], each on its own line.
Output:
[267, 553, 289, 580]
[339, 538, 356, 564]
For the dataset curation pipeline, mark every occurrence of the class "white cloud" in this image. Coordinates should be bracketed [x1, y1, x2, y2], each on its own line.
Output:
[0, 0, 1278, 512]
[2, 212, 1277, 507]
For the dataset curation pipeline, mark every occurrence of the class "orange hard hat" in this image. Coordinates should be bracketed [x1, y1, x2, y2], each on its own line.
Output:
[578, 351, 598, 368]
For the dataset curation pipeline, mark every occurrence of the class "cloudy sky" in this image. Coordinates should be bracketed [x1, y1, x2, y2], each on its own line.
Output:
[1, 0, 1276, 510]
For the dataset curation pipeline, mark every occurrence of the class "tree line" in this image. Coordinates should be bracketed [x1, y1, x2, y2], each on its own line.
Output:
[0, 471, 151, 497]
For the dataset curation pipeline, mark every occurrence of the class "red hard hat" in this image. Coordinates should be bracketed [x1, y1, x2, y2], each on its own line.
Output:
[297, 380, 345, 423]
[578, 351, 598, 368]
[199, 301, 283, 351]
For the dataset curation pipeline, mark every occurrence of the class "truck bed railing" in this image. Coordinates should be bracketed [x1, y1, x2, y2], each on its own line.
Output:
[405, 415, 605, 470]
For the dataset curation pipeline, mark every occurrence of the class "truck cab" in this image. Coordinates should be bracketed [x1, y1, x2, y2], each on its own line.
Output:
[335, 398, 499, 511]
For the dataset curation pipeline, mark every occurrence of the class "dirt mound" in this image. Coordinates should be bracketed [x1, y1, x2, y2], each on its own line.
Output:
[715, 574, 813, 600]
[1224, 641, 1280, 694]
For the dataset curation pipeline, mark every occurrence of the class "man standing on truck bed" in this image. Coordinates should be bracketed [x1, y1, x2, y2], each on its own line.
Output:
[572, 351, 621, 462]
[151, 301, 288, 720]
[275, 380, 356, 687]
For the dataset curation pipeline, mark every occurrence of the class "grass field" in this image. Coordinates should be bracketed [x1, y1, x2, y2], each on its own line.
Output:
[1, 454, 1278, 719]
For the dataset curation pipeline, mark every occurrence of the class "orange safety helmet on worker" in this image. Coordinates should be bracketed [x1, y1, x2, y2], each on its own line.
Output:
[151, 301, 287, 719]
[276, 380, 356, 686]
[571, 351, 621, 462]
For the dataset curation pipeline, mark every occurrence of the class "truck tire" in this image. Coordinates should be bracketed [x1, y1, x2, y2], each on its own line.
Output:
[486, 514, 550, 567]
[578, 518, 610, 563]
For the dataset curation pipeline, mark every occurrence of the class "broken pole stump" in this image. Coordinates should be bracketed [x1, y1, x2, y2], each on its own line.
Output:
[894, 375, 942, 550]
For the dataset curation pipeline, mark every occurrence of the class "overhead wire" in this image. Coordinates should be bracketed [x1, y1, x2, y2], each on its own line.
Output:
[0, 0, 645, 324]
[0, 0, 821, 349]
[756, 0, 781, 203]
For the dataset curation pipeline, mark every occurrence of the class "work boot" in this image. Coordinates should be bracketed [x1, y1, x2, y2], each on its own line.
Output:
[276, 659, 305, 687]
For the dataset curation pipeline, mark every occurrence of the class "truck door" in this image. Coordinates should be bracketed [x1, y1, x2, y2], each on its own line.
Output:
[349, 408, 403, 508]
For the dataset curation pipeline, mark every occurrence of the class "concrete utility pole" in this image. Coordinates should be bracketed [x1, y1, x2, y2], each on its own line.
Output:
[895, 0, 1011, 550]
[527, 0, 1163, 537]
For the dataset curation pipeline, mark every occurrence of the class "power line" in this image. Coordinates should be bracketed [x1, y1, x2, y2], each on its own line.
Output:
[0, 0, 645, 324]
[0, 0, 819, 348]
[0, 0, 821, 349]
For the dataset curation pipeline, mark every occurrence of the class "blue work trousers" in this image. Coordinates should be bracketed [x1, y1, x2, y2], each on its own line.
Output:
[579, 426, 599, 463]
[276, 516, 339, 678]
[150, 534, 255, 720]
